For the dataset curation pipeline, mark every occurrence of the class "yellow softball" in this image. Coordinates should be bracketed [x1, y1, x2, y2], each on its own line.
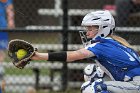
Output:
[16, 49, 27, 60]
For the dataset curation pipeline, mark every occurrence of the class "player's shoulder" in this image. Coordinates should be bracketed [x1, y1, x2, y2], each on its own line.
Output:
[85, 42, 100, 49]
[85, 37, 113, 48]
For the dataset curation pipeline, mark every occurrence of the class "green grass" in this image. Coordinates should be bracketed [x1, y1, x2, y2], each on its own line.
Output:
[5, 68, 33, 75]
[5, 67, 51, 76]
[37, 89, 80, 93]
[4, 88, 81, 93]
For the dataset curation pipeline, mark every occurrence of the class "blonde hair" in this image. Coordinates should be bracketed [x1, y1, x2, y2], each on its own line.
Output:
[108, 35, 132, 49]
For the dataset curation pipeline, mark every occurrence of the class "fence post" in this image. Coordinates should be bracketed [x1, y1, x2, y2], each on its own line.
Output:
[62, 0, 68, 91]
[32, 67, 40, 90]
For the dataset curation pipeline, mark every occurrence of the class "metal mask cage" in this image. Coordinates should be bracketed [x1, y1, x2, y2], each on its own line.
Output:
[79, 30, 97, 47]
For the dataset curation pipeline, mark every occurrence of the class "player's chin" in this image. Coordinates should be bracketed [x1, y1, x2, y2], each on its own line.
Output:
[87, 36, 94, 40]
[87, 36, 91, 39]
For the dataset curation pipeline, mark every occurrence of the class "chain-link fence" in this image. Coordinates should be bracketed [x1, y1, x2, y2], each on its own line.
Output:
[13, 0, 140, 28]
[0, 0, 140, 93]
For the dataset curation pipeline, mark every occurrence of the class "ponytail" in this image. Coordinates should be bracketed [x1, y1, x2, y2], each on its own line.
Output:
[109, 35, 132, 49]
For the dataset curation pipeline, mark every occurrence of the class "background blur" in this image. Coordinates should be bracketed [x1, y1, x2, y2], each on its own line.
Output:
[0, 0, 140, 93]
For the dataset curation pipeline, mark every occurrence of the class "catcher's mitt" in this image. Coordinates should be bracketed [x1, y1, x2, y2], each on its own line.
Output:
[8, 39, 36, 69]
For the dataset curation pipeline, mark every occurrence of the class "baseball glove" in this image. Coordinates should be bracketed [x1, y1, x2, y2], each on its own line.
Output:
[8, 39, 36, 69]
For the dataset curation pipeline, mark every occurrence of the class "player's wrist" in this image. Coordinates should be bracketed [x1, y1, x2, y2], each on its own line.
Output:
[31, 51, 39, 60]
[48, 52, 67, 61]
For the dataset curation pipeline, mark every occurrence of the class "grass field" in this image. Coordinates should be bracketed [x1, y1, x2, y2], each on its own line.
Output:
[5, 88, 80, 93]
[37, 89, 80, 93]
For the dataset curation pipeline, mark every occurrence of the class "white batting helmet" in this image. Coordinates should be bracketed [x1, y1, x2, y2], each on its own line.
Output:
[80, 10, 115, 46]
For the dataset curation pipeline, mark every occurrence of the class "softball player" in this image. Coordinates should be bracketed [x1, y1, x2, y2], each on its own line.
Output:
[31, 10, 140, 93]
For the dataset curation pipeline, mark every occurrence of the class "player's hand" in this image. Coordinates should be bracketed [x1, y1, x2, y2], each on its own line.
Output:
[8, 21, 15, 29]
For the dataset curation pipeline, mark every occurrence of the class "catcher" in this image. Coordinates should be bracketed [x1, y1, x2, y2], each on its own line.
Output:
[8, 10, 140, 93]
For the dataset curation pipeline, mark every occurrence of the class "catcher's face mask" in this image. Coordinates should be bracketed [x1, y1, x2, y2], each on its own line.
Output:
[79, 26, 99, 47]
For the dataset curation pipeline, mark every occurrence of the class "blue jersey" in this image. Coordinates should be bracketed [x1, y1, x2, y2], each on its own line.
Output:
[0, 32, 8, 50]
[85, 37, 140, 81]
[0, 0, 13, 28]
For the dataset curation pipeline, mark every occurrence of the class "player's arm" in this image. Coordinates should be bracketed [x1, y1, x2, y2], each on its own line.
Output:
[67, 48, 95, 62]
[6, 4, 15, 29]
[31, 48, 95, 62]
